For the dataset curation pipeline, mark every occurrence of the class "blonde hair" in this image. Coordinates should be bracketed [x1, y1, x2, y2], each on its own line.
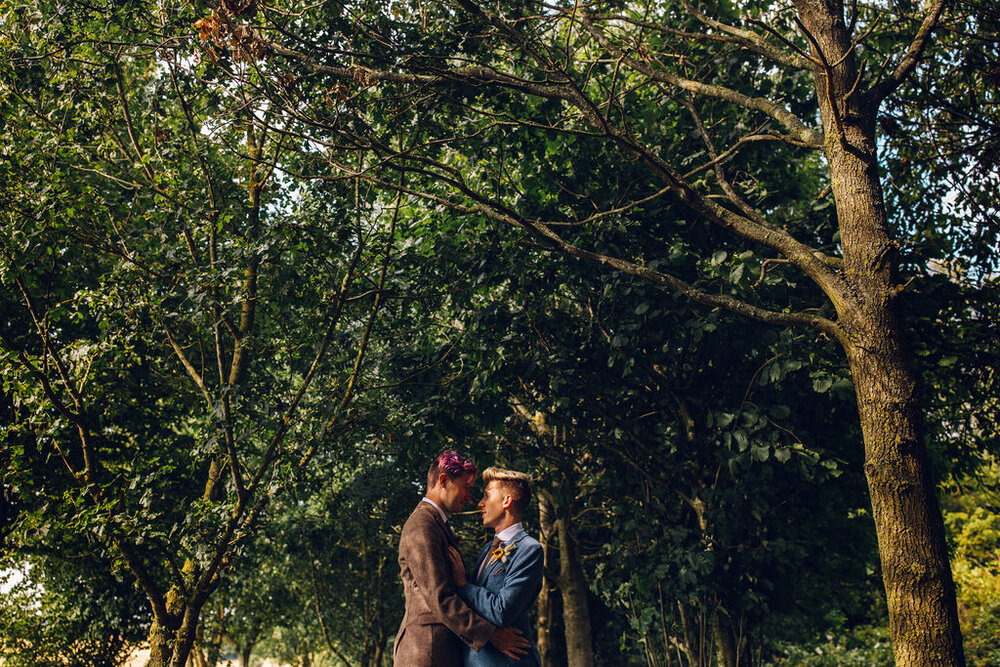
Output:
[482, 467, 531, 516]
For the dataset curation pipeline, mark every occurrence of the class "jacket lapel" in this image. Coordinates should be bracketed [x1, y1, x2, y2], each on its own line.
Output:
[478, 528, 527, 583]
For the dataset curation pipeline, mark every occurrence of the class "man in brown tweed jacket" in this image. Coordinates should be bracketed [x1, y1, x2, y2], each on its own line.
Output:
[394, 451, 528, 666]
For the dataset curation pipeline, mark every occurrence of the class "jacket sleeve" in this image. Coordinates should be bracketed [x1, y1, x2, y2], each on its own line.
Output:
[457, 540, 543, 627]
[399, 513, 495, 650]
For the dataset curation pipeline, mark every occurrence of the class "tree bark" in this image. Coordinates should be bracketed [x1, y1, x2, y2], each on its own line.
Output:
[789, 1, 966, 663]
[239, 642, 254, 667]
[555, 511, 594, 667]
[168, 601, 206, 667]
[712, 612, 738, 667]
[848, 335, 964, 665]
[146, 616, 179, 666]
[537, 488, 593, 667]
[536, 572, 553, 667]
[536, 505, 555, 667]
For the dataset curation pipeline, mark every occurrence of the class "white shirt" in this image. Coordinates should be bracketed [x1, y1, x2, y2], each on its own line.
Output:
[494, 522, 522, 544]
[421, 497, 448, 524]
[477, 522, 523, 579]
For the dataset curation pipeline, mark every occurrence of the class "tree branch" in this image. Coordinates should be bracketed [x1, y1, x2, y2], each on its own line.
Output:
[869, 0, 947, 103]
[303, 156, 846, 343]
[577, 6, 823, 147]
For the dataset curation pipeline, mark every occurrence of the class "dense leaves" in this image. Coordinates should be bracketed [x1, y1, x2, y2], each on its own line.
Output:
[2, 0, 999, 664]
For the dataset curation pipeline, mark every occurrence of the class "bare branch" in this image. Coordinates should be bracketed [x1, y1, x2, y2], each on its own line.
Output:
[578, 7, 824, 146]
[684, 97, 770, 227]
[163, 325, 214, 408]
[677, 0, 811, 70]
[869, 0, 947, 102]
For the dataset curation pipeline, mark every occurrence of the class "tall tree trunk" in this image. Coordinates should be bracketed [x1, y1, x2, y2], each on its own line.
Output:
[829, 92, 963, 667]
[791, 1, 964, 663]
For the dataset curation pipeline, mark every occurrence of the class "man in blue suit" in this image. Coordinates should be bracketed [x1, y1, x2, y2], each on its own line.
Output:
[448, 467, 543, 666]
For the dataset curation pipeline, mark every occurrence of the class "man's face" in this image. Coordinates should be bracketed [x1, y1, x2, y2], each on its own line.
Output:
[477, 480, 509, 530]
[440, 472, 476, 513]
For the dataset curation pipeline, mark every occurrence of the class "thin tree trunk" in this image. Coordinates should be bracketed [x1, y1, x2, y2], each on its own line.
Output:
[712, 611, 737, 667]
[676, 602, 697, 667]
[169, 601, 205, 667]
[536, 499, 555, 667]
[239, 643, 253, 667]
[189, 643, 208, 667]
[536, 571, 553, 667]
[555, 513, 594, 667]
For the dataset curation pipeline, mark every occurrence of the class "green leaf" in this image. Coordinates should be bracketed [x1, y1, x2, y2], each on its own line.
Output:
[813, 377, 834, 393]
[714, 412, 735, 428]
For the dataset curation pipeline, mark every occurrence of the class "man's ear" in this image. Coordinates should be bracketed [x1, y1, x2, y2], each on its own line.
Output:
[501, 494, 514, 510]
[438, 472, 449, 488]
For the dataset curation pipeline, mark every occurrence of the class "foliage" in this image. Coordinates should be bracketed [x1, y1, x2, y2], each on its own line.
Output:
[906, 275, 1000, 479]
[0, 556, 147, 666]
[942, 462, 1000, 667]
[0, 0, 997, 663]
[766, 624, 894, 667]
[0, 0, 403, 660]
[883, 0, 1000, 276]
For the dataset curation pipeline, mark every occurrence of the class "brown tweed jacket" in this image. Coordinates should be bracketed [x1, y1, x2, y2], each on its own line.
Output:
[393, 501, 494, 666]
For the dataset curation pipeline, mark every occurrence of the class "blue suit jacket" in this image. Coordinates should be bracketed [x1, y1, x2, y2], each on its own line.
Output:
[458, 528, 543, 666]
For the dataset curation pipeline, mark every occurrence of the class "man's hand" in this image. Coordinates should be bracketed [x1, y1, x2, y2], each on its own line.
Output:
[489, 626, 529, 659]
[447, 546, 468, 587]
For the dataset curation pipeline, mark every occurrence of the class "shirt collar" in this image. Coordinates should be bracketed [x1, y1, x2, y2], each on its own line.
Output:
[495, 522, 522, 543]
[421, 497, 448, 524]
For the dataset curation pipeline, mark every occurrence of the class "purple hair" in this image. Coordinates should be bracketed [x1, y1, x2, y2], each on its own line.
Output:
[427, 450, 477, 488]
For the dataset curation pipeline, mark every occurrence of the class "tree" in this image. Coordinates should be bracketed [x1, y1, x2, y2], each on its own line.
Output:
[203, 0, 996, 661]
[0, 2, 402, 662]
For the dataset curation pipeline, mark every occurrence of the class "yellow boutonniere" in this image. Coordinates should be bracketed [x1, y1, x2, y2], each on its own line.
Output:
[491, 541, 517, 564]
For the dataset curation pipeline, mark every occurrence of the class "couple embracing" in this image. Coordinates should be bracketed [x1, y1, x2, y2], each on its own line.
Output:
[394, 451, 542, 666]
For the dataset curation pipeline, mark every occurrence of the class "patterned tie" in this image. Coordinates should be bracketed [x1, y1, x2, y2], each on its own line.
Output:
[478, 536, 504, 580]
